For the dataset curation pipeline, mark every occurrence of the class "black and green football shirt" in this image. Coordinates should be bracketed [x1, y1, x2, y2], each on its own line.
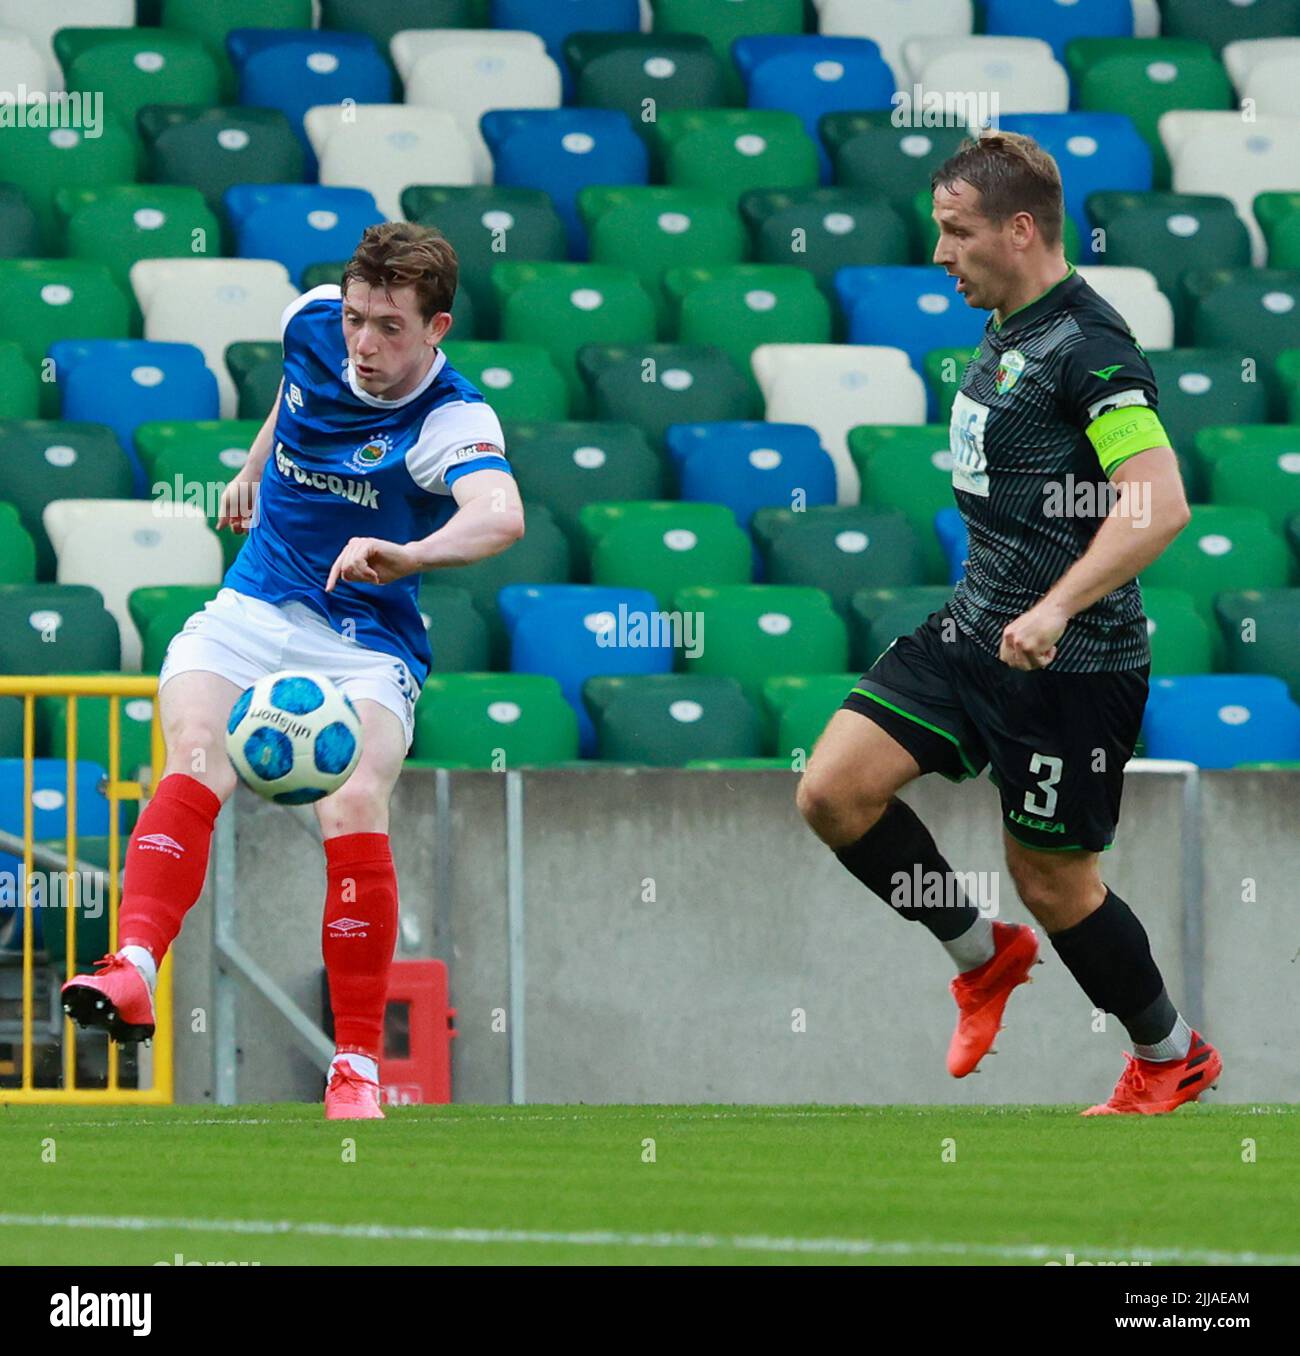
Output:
[946, 265, 1171, 673]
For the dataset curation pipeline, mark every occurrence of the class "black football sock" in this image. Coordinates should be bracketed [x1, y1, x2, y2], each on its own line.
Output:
[834, 798, 986, 947]
[1049, 887, 1190, 1058]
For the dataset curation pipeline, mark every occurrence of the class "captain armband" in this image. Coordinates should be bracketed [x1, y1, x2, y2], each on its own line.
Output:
[1085, 405, 1170, 476]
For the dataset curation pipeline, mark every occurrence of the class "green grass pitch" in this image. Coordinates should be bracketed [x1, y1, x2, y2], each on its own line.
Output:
[1, 1104, 1296, 1266]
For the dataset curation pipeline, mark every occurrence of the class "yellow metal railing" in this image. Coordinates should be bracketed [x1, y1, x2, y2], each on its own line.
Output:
[0, 676, 172, 1104]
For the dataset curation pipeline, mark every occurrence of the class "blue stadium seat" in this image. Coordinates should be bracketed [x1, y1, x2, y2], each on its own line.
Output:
[226, 28, 393, 176]
[492, 0, 639, 95]
[732, 36, 895, 183]
[49, 339, 218, 495]
[499, 583, 671, 754]
[481, 109, 649, 259]
[984, 0, 1133, 63]
[1142, 675, 1300, 769]
[223, 185, 385, 287]
[1001, 113, 1152, 261]
[934, 506, 968, 584]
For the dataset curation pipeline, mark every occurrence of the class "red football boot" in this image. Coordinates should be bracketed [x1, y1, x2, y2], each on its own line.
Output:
[1083, 1031, 1223, 1116]
[324, 1063, 385, 1120]
[947, 921, 1040, 1077]
[61, 953, 156, 1043]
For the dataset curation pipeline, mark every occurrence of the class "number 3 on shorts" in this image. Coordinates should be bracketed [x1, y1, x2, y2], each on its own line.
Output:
[1024, 752, 1063, 818]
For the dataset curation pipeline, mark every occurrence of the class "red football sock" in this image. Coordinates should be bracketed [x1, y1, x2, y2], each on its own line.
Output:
[322, 833, 398, 1060]
[118, 773, 223, 962]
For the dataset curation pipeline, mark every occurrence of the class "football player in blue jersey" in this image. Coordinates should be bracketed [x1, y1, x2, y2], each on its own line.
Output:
[61, 223, 524, 1118]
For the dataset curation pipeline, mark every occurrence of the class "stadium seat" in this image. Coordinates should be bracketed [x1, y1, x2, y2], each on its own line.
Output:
[848, 586, 953, 670]
[1208, 442, 1300, 535]
[0, 0, 135, 90]
[42, 685, 158, 785]
[140, 106, 306, 216]
[584, 673, 761, 766]
[1215, 588, 1300, 700]
[565, 32, 726, 132]
[1235, 49, 1300, 118]
[0, 30, 49, 102]
[162, 0, 314, 99]
[1193, 424, 1300, 496]
[481, 109, 648, 257]
[0, 343, 37, 419]
[651, 0, 803, 102]
[664, 265, 832, 402]
[590, 503, 752, 607]
[405, 38, 562, 182]
[223, 185, 385, 289]
[1222, 36, 1300, 93]
[821, 113, 968, 227]
[1186, 268, 1300, 371]
[751, 344, 928, 504]
[0, 260, 130, 417]
[442, 342, 570, 422]
[920, 345, 979, 426]
[223, 341, 282, 421]
[984, 0, 1132, 62]
[580, 187, 748, 335]
[760, 670, 859, 754]
[416, 586, 490, 674]
[412, 672, 579, 767]
[739, 189, 909, 304]
[849, 424, 956, 585]
[229, 29, 393, 175]
[675, 584, 848, 706]
[1142, 673, 1300, 768]
[754, 506, 924, 617]
[492, 0, 639, 90]
[1073, 265, 1175, 351]
[815, 0, 972, 88]
[1256, 193, 1300, 270]
[131, 259, 298, 419]
[1141, 586, 1216, 675]
[0, 421, 135, 580]
[128, 584, 222, 673]
[492, 262, 656, 417]
[1278, 349, 1300, 423]
[503, 420, 664, 555]
[578, 499, 737, 553]
[577, 343, 755, 448]
[0, 583, 121, 674]
[0, 503, 35, 585]
[390, 27, 545, 84]
[326, 1, 475, 68]
[1140, 505, 1291, 623]
[42, 500, 224, 670]
[904, 35, 1068, 115]
[652, 110, 819, 210]
[0, 185, 39, 260]
[934, 506, 969, 584]
[1160, 0, 1300, 54]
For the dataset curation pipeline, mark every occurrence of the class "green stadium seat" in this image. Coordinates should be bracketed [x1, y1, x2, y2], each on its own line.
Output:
[1209, 444, 1300, 535]
[579, 186, 747, 335]
[848, 586, 954, 670]
[1075, 41, 1233, 186]
[0, 584, 121, 674]
[0, 260, 130, 416]
[653, 110, 819, 207]
[1064, 37, 1212, 89]
[127, 584, 220, 673]
[663, 264, 831, 399]
[1254, 192, 1300, 271]
[576, 343, 756, 449]
[1193, 425, 1300, 501]
[921, 347, 979, 428]
[502, 421, 666, 558]
[584, 673, 760, 765]
[850, 424, 963, 586]
[1086, 191, 1250, 341]
[223, 341, 282, 421]
[1279, 349, 1300, 423]
[0, 184, 39, 258]
[590, 503, 752, 608]
[0, 342, 37, 419]
[491, 263, 656, 417]
[1139, 505, 1291, 622]
[1214, 588, 1300, 701]
[650, 0, 803, 102]
[441, 342, 570, 422]
[1289, 509, 1300, 571]
[578, 498, 737, 555]
[761, 671, 860, 759]
[565, 32, 726, 135]
[1186, 269, 1300, 370]
[417, 586, 490, 674]
[0, 503, 36, 586]
[162, 0, 314, 100]
[1141, 586, 1216, 675]
[401, 186, 567, 338]
[754, 507, 924, 617]
[140, 106, 306, 216]
[0, 696, 22, 758]
[142, 427, 258, 571]
[675, 584, 848, 706]
[412, 672, 578, 767]
[43, 683, 156, 782]
[1160, 0, 1300, 53]
[55, 29, 221, 141]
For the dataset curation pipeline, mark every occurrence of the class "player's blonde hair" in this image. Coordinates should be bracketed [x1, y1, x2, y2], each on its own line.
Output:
[930, 131, 1065, 248]
[342, 221, 459, 321]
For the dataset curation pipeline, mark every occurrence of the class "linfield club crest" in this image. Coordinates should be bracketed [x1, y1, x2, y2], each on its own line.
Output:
[346, 433, 391, 473]
[996, 349, 1026, 396]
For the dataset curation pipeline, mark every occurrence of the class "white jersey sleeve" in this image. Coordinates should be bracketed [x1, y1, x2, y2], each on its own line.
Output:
[405, 400, 509, 495]
[281, 284, 343, 341]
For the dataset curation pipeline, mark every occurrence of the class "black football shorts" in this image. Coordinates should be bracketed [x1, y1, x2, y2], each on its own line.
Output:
[841, 606, 1149, 853]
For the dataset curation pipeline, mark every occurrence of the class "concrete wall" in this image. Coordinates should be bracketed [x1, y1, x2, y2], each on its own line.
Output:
[170, 767, 1296, 1106]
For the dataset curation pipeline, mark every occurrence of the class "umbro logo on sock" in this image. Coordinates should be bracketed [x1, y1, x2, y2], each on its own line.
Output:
[329, 917, 369, 937]
[138, 833, 184, 858]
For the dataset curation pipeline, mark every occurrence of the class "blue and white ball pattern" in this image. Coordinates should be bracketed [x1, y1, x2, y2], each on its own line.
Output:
[225, 671, 363, 804]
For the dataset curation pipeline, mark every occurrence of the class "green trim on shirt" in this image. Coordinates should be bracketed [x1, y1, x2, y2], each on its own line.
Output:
[994, 263, 1077, 331]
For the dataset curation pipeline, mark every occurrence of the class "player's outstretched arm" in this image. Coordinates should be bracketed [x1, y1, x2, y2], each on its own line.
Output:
[216, 379, 284, 534]
[325, 468, 525, 592]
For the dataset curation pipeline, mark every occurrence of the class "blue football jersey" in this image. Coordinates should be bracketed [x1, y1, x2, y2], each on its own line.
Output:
[224, 284, 510, 685]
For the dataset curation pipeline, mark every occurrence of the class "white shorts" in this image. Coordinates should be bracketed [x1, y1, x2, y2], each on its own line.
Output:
[159, 588, 419, 748]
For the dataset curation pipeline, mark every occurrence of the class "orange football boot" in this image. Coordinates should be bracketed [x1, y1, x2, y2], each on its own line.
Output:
[61, 953, 156, 1043]
[1083, 1031, 1223, 1115]
[325, 1063, 385, 1120]
[947, 921, 1040, 1077]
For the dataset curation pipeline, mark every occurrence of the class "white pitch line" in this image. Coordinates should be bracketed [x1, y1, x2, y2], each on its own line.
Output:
[0, 1214, 1296, 1265]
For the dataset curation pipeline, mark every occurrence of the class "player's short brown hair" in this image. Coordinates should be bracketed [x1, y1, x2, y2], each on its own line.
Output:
[341, 221, 458, 321]
[930, 131, 1065, 248]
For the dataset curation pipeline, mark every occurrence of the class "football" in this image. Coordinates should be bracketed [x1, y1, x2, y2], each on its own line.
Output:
[225, 671, 363, 804]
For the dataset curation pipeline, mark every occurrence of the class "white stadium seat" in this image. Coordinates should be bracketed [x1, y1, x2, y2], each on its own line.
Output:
[901, 34, 1051, 84]
[405, 43, 562, 183]
[1242, 58, 1300, 120]
[1222, 37, 1300, 95]
[131, 259, 298, 418]
[752, 344, 927, 504]
[0, 0, 134, 91]
[1132, 0, 1160, 38]
[390, 28, 544, 83]
[43, 499, 222, 671]
[1076, 265, 1174, 351]
[908, 37, 1068, 117]
[0, 27, 50, 97]
[816, 0, 973, 88]
[305, 104, 476, 217]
